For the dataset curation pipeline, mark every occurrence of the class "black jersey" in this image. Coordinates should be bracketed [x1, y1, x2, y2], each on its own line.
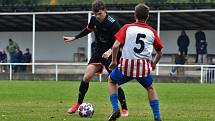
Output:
[87, 15, 121, 56]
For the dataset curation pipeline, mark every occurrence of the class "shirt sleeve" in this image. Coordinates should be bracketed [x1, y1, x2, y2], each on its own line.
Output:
[115, 25, 128, 45]
[75, 28, 91, 39]
[75, 16, 94, 39]
[153, 31, 164, 51]
[112, 21, 121, 35]
[86, 16, 95, 31]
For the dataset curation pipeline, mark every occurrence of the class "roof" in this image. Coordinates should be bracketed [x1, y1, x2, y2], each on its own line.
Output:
[0, 3, 215, 31]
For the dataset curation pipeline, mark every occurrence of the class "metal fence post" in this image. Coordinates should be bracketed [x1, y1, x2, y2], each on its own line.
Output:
[55, 64, 58, 82]
[200, 65, 203, 84]
[9, 63, 12, 80]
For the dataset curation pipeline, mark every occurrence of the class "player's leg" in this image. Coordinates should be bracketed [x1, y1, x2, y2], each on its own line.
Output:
[147, 85, 161, 121]
[137, 76, 162, 121]
[102, 58, 129, 116]
[117, 86, 129, 117]
[68, 64, 99, 114]
[108, 67, 132, 120]
[108, 78, 119, 111]
[107, 73, 120, 121]
[78, 64, 98, 103]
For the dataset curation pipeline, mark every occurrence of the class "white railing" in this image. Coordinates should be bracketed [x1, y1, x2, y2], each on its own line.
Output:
[0, 63, 215, 83]
[0, 62, 87, 81]
[157, 64, 215, 83]
[203, 67, 215, 83]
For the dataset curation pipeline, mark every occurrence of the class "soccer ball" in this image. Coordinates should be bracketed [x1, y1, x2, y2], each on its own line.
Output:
[78, 103, 94, 118]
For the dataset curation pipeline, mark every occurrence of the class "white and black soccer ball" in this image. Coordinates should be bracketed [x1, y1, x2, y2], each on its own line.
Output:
[78, 103, 94, 118]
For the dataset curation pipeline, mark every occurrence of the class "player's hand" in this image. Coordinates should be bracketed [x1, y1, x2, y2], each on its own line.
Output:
[109, 61, 117, 70]
[102, 49, 112, 59]
[63, 36, 76, 43]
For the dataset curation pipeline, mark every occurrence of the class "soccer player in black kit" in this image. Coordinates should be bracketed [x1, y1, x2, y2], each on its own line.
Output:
[64, 0, 129, 117]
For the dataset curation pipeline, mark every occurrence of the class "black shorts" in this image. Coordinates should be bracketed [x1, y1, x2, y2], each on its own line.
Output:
[88, 54, 112, 74]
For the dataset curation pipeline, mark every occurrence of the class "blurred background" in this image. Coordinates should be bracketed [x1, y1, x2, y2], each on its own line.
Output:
[0, 0, 214, 82]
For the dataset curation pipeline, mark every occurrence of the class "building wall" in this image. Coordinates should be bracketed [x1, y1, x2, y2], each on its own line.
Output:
[160, 30, 215, 54]
[0, 31, 87, 62]
[0, 30, 214, 62]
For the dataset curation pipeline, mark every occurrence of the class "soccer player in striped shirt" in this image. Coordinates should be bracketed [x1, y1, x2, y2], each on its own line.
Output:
[107, 3, 163, 121]
[64, 0, 129, 117]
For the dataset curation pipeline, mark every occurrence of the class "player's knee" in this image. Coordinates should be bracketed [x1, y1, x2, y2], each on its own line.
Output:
[83, 75, 92, 82]
[108, 79, 116, 84]
[146, 85, 154, 91]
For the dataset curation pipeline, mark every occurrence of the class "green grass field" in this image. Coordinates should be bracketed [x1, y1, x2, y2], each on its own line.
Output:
[0, 81, 215, 121]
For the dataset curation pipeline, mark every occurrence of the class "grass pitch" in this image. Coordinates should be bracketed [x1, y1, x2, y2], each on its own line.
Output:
[0, 81, 215, 121]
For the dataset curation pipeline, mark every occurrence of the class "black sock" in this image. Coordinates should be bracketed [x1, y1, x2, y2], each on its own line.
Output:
[118, 87, 128, 110]
[78, 81, 89, 104]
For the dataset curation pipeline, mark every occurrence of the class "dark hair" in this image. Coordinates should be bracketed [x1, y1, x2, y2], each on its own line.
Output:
[92, 0, 106, 12]
[135, 3, 149, 21]
[9, 38, 12, 42]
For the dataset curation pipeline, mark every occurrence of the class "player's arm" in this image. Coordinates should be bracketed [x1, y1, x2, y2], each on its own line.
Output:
[152, 30, 164, 70]
[64, 17, 94, 43]
[108, 24, 126, 69]
[109, 40, 120, 70]
[152, 50, 162, 70]
[63, 28, 92, 43]
[102, 48, 112, 59]
[102, 21, 120, 59]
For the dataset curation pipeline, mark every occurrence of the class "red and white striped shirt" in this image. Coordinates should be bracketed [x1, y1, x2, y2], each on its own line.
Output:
[115, 22, 163, 77]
